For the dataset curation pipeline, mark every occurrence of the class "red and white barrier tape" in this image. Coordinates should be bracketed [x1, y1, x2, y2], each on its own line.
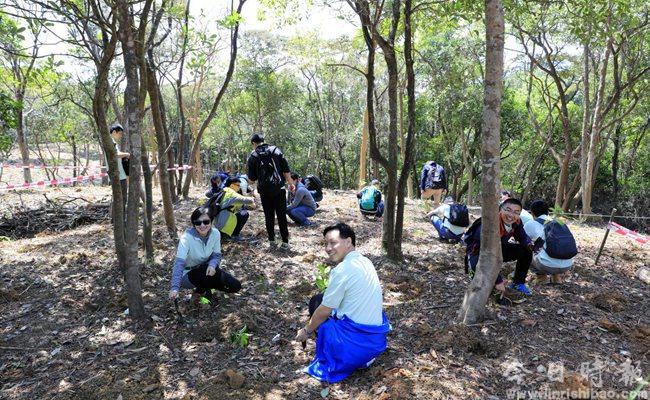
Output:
[0, 163, 105, 170]
[0, 162, 192, 171]
[607, 221, 649, 246]
[0, 173, 108, 193]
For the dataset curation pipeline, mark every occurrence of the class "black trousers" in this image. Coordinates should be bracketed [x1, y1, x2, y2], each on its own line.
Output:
[502, 242, 532, 284]
[259, 189, 289, 243]
[233, 210, 249, 237]
[187, 264, 241, 294]
[308, 293, 324, 317]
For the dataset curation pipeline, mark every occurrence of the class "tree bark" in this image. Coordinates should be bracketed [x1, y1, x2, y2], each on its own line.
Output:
[181, 0, 246, 197]
[115, 0, 151, 319]
[359, 107, 369, 188]
[583, 38, 612, 216]
[146, 53, 177, 239]
[459, 0, 504, 324]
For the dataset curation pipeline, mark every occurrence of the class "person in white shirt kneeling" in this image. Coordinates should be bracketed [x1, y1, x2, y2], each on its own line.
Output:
[523, 200, 575, 284]
[295, 222, 391, 383]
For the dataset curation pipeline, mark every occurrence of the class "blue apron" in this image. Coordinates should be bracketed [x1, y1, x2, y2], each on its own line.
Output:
[305, 313, 391, 383]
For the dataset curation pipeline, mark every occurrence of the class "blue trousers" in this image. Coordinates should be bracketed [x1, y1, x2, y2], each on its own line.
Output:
[431, 216, 462, 240]
[288, 205, 315, 225]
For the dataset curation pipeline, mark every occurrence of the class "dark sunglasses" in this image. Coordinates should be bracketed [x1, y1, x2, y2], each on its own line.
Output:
[193, 219, 211, 226]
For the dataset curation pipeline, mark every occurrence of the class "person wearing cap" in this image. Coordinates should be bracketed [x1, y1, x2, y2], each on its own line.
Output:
[107, 123, 130, 215]
[357, 179, 384, 218]
[287, 172, 317, 227]
[246, 132, 294, 250]
[211, 177, 257, 241]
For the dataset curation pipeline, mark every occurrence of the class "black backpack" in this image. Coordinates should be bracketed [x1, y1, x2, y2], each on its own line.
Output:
[461, 217, 482, 274]
[536, 217, 578, 259]
[304, 175, 323, 192]
[205, 190, 231, 219]
[253, 145, 282, 191]
[448, 203, 470, 227]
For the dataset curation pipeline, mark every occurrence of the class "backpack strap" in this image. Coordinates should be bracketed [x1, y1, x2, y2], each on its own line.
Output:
[535, 217, 546, 225]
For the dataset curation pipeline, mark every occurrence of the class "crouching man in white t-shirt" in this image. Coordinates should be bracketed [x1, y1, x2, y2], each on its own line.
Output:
[523, 200, 574, 284]
[295, 222, 391, 383]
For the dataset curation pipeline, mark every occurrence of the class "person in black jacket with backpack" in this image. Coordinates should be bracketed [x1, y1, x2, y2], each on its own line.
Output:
[463, 198, 534, 296]
[246, 133, 294, 250]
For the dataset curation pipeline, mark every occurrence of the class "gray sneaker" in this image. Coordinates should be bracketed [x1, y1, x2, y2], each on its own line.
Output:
[268, 239, 278, 249]
[280, 242, 290, 251]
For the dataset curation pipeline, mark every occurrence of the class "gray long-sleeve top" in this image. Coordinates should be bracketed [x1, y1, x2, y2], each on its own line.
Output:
[288, 182, 317, 211]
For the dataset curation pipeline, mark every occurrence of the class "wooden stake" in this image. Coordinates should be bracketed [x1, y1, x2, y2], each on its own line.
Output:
[595, 208, 617, 265]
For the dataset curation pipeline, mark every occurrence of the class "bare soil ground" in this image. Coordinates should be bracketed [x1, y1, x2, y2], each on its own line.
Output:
[0, 185, 648, 399]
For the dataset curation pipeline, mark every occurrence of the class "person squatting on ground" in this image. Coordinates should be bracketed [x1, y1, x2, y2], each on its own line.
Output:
[523, 200, 576, 284]
[205, 172, 223, 199]
[500, 189, 534, 225]
[426, 197, 469, 243]
[463, 197, 534, 296]
[287, 173, 317, 227]
[357, 179, 384, 218]
[295, 222, 391, 383]
[209, 177, 257, 241]
[246, 133, 294, 250]
[420, 161, 447, 208]
[168, 207, 242, 304]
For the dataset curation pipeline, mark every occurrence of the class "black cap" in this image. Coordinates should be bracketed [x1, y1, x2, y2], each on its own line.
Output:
[110, 123, 124, 133]
[250, 132, 265, 143]
[225, 177, 241, 187]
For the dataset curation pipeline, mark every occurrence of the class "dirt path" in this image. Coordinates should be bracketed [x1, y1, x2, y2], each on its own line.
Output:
[1, 187, 648, 399]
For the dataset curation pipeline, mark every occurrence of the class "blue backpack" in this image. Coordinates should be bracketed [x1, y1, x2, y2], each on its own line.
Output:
[360, 186, 378, 210]
[536, 217, 578, 259]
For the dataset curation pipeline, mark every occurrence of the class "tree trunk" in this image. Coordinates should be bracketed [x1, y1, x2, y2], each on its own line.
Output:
[579, 41, 591, 214]
[141, 136, 154, 261]
[583, 39, 612, 216]
[15, 103, 32, 183]
[359, 107, 369, 188]
[146, 54, 178, 239]
[612, 122, 621, 200]
[115, 0, 148, 319]
[181, 0, 246, 198]
[458, 0, 504, 324]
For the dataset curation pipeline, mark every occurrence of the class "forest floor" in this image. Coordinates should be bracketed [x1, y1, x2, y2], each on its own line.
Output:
[0, 185, 649, 400]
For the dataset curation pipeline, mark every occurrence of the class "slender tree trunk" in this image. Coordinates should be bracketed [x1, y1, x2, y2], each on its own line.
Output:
[612, 122, 621, 200]
[181, 0, 246, 197]
[141, 136, 154, 261]
[15, 103, 32, 183]
[583, 39, 612, 216]
[359, 107, 369, 188]
[459, 0, 504, 324]
[115, 0, 148, 319]
[579, 41, 591, 213]
[146, 55, 177, 239]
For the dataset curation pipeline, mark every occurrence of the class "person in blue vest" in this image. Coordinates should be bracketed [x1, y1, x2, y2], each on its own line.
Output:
[295, 222, 391, 383]
[168, 207, 241, 304]
[523, 200, 575, 284]
[287, 172, 317, 227]
[357, 179, 384, 218]
[426, 197, 468, 243]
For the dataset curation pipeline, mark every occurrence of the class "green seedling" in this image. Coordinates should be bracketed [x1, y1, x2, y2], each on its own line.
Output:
[199, 296, 211, 305]
[230, 325, 251, 347]
[549, 205, 568, 225]
[315, 262, 330, 293]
